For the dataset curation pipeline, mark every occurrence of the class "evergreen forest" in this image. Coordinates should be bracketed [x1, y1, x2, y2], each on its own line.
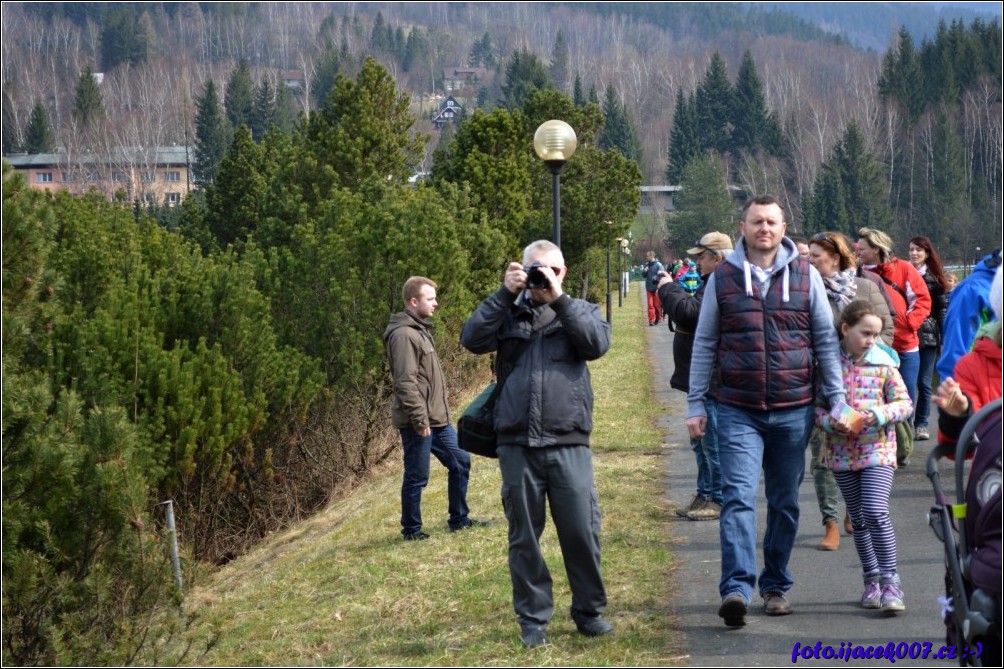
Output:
[1, 2, 1001, 664]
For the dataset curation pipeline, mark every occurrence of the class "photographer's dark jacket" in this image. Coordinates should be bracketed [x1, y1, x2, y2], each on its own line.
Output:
[658, 276, 719, 395]
[460, 287, 610, 448]
[918, 265, 948, 349]
[383, 310, 450, 432]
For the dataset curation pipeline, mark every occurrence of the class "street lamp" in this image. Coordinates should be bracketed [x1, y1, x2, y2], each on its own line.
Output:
[533, 120, 577, 248]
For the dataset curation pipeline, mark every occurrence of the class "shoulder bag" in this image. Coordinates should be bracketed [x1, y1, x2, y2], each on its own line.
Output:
[458, 338, 529, 458]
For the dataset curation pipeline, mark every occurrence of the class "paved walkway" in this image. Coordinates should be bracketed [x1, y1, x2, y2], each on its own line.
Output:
[644, 294, 960, 666]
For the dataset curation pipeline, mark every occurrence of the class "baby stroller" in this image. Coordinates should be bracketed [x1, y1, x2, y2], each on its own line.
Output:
[926, 397, 1002, 667]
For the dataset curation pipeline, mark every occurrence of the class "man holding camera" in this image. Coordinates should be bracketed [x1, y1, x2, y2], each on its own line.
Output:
[461, 240, 613, 649]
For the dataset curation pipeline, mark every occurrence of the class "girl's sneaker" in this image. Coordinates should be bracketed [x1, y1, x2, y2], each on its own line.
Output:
[881, 583, 906, 611]
[861, 582, 882, 609]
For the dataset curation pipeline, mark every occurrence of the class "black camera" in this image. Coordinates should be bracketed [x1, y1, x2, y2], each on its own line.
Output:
[525, 262, 550, 290]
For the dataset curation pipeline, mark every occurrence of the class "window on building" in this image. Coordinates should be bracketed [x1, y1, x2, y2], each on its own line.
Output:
[36, 172, 53, 183]
[141, 171, 155, 182]
[165, 192, 181, 205]
[113, 172, 128, 182]
[165, 171, 181, 182]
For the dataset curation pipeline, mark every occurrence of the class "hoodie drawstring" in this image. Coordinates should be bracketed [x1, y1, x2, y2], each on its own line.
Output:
[742, 259, 791, 303]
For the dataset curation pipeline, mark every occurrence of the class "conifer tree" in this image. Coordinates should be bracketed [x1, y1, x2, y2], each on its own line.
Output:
[732, 50, 781, 155]
[549, 30, 569, 94]
[878, 28, 925, 125]
[403, 27, 426, 73]
[666, 89, 699, 184]
[370, 12, 389, 52]
[668, 154, 735, 253]
[250, 78, 275, 142]
[499, 50, 552, 110]
[299, 57, 425, 197]
[272, 81, 298, 135]
[804, 165, 849, 236]
[313, 49, 341, 108]
[24, 102, 55, 154]
[193, 79, 228, 187]
[206, 126, 266, 247]
[806, 121, 892, 238]
[225, 59, 255, 131]
[393, 26, 407, 61]
[599, 85, 641, 164]
[695, 52, 734, 155]
[573, 73, 585, 107]
[72, 66, 105, 129]
[927, 106, 967, 245]
[469, 32, 495, 68]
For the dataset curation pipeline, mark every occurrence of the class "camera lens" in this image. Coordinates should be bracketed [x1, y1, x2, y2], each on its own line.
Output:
[526, 263, 549, 290]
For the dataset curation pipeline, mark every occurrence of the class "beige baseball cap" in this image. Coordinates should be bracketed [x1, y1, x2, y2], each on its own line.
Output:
[687, 232, 734, 256]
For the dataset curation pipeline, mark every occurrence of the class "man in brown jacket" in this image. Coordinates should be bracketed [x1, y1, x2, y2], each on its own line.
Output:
[383, 276, 477, 540]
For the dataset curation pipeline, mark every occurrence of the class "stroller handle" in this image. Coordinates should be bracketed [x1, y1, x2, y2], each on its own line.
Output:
[953, 397, 1003, 505]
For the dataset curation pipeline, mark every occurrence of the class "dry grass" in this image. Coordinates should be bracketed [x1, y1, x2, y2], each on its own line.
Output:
[177, 293, 686, 666]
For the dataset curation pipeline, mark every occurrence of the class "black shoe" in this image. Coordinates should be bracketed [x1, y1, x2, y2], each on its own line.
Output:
[520, 625, 548, 648]
[574, 616, 614, 637]
[718, 594, 747, 627]
[449, 518, 489, 532]
[402, 531, 429, 541]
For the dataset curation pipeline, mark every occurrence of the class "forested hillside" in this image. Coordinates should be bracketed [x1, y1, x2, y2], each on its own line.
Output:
[3, 1, 1000, 254]
[1, 2, 1001, 663]
[756, 1, 1002, 51]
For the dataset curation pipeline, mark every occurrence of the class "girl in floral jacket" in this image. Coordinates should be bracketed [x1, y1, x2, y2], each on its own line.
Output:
[817, 300, 913, 613]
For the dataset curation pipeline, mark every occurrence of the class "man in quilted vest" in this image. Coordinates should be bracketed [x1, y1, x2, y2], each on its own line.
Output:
[686, 196, 846, 627]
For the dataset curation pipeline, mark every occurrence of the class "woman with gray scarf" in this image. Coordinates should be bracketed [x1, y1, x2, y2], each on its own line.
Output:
[804, 232, 895, 550]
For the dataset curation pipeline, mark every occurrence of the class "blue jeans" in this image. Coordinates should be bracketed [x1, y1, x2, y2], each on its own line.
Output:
[692, 398, 723, 505]
[400, 425, 471, 535]
[898, 350, 920, 419]
[914, 345, 938, 429]
[716, 402, 814, 602]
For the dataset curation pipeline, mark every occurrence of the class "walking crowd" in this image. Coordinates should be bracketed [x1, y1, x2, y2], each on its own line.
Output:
[660, 199, 1001, 628]
[382, 195, 1001, 648]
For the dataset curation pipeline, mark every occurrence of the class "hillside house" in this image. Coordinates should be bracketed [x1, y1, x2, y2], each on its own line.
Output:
[442, 67, 489, 93]
[432, 96, 463, 129]
[6, 146, 193, 205]
[281, 70, 305, 95]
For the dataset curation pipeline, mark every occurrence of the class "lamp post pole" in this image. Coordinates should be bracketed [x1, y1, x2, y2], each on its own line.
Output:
[602, 224, 610, 323]
[617, 239, 624, 308]
[534, 120, 577, 249]
[549, 164, 564, 247]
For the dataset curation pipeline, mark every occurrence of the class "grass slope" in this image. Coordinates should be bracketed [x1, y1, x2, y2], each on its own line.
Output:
[184, 291, 683, 666]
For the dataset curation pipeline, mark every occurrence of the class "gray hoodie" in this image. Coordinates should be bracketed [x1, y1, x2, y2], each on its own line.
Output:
[686, 236, 846, 419]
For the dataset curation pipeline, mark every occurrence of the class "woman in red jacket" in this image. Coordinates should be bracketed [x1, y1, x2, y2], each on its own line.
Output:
[856, 228, 932, 414]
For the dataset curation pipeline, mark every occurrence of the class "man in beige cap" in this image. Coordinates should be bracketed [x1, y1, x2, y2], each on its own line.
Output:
[658, 232, 734, 520]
